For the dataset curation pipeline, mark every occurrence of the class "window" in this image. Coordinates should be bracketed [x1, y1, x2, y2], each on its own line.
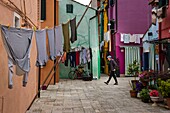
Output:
[110, 0, 116, 7]
[41, 0, 46, 20]
[66, 4, 73, 13]
[159, 0, 169, 8]
[13, 12, 20, 28]
[108, 19, 115, 34]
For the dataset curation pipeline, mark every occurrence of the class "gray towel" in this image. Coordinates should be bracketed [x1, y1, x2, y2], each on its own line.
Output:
[35, 29, 48, 66]
[47, 28, 56, 60]
[55, 25, 63, 56]
[1, 25, 33, 88]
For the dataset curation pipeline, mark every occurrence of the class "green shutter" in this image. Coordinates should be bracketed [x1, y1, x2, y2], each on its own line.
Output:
[41, 0, 46, 20]
[66, 4, 73, 13]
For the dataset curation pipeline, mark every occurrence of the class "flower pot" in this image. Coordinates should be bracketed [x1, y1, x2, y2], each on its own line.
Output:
[130, 90, 137, 98]
[141, 81, 148, 87]
[166, 98, 170, 108]
[141, 98, 150, 103]
[131, 80, 139, 84]
[150, 96, 159, 106]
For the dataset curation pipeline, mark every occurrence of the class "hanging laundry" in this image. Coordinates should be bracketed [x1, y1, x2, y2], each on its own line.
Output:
[130, 34, 135, 43]
[35, 29, 48, 67]
[55, 25, 63, 56]
[123, 34, 130, 43]
[62, 21, 70, 53]
[120, 33, 124, 42]
[70, 17, 77, 43]
[157, 7, 163, 17]
[86, 48, 91, 62]
[143, 42, 150, 52]
[152, 9, 157, 25]
[104, 30, 111, 42]
[109, 40, 112, 52]
[64, 53, 69, 66]
[47, 28, 55, 60]
[76, 51, 80, 66]
[134, 34, 141, 44]
[70, 52, 76, 67]
[100, 41, 104, 51]
[1, 25, 33, 89]
[80, 48, 87, 64]
[62, 52, 67, 63]
[82, 48, 87, 64]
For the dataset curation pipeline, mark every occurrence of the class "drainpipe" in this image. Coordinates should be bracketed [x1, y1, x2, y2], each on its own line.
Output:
[114, 0, 118, 59]
[54, 0, 56, 85]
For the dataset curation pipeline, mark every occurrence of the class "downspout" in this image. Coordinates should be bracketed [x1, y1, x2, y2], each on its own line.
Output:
[114, 0, 118, 59]
[54, 0, 56, 84]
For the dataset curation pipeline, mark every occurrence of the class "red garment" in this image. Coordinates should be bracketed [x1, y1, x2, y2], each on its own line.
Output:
[62, 52, 67, 63]
[76, 51, 80, 66]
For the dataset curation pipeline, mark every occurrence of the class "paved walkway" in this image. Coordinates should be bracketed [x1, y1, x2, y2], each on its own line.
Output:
[27, 75, 170, 113]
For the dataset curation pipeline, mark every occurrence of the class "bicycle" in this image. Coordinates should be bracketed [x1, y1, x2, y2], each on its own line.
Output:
[68, 65, 88, 80]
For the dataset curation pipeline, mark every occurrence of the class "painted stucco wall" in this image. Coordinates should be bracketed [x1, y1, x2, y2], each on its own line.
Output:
[109, 0, 151, 74]
[161, 0, 170, 39]
[0, 0, 38, 113]
[40, 0, 60, 85]
[59, 0, 100, 79]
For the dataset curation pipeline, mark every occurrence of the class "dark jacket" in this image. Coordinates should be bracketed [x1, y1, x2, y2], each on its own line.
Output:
[109, 59, 118, 71]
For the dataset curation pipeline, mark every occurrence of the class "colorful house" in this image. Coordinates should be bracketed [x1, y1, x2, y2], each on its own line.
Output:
[142, 21, 159, 71]
[159, 0, 170, 71]
[59, 0, 100, 79]
[149, 0, 170, 71]
[108, 0, 151, 76]
[0, 0, 38, 113]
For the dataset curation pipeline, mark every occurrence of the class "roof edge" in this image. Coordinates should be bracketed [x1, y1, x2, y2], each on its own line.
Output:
[70, 0, 97, 11]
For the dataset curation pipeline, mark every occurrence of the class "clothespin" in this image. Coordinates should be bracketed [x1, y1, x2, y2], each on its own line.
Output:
[7, 24, 10, 30]
[32, 26, 37, 31]
[45, 26, 48, 29]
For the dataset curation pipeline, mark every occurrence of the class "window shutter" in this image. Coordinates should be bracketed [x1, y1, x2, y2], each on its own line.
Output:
[41, 0, 46, 20]
[66, 4, 73, 13]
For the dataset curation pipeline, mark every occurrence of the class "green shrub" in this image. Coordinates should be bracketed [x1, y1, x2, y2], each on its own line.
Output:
[140, 89, 150, 101]
[158, 79, 170, 98]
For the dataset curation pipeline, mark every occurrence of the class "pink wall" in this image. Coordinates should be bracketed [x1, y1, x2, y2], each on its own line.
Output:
[110, 0, 151, 74]
[161, 1, 170, 39]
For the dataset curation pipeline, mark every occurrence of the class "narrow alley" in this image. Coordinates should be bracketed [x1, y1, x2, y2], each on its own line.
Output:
[27, 75, 169, 113]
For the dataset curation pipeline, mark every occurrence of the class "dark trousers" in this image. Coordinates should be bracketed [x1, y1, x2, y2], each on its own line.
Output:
[107, 71, 118, 83]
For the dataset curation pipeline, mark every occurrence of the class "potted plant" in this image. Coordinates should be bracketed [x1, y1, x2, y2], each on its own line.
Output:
[136, 82, 144, 98]
[129, 81, 137, 98]
[158, 79, 170, 108]
[139, 89, 150, 103]
[127, 60, 140, 79]
[127, 60, 140, 87]
[150, 90, 159, 106]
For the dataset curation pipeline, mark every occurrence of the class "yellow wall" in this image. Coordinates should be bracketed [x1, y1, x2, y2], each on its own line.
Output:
[103, 0, 109, 74]
[0, 0, 38, 113]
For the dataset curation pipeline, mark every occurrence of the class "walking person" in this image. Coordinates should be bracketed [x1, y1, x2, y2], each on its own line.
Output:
[104, 55, 118, 85]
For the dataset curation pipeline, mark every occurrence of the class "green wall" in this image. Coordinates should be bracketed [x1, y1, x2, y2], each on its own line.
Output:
[59, 0, 100, 79]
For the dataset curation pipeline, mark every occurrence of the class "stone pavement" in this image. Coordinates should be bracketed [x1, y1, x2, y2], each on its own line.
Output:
[27, 75, 170, 113]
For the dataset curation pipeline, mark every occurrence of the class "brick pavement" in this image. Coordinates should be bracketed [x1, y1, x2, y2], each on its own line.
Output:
[27, 75, 170, 113]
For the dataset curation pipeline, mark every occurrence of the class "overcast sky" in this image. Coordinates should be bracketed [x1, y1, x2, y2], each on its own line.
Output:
[74, 0, 91, 5]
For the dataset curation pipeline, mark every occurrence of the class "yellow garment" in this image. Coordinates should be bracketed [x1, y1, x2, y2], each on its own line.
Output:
[62, 21, 70, 52]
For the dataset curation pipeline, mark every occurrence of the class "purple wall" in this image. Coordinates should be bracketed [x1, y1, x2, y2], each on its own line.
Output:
[109, 0, 151, 74]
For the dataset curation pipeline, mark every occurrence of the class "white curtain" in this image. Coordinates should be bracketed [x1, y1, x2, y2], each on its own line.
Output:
[125, 47, 140, 76]
[149, 44, 155, 70]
